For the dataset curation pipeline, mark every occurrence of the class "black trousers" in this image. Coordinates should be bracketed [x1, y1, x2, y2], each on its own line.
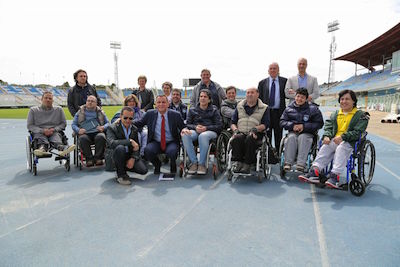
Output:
[267, 109, 283, 149]
[113, 145, 148, 177]
[79, 132, 106, 161]
[231, 133, 262, 164]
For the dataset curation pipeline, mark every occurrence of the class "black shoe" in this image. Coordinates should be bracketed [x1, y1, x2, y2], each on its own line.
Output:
[170, 160, 177, 174]
[153, 160, 161, 175]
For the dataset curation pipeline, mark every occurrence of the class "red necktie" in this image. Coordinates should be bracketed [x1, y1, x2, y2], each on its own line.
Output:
[161, 114, 166, 151]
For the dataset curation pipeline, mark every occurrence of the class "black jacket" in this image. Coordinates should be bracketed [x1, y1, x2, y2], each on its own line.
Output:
[258, 76, 287, 115]
[132, 88, 154, 111]
[68, 84, 101, 116]
[280, 101, 324, 134]
[186, 104, 222, 134]
[106, 121, 140, 160]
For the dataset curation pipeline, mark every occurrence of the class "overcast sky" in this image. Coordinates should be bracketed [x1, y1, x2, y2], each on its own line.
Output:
[0, 0, 399, 89]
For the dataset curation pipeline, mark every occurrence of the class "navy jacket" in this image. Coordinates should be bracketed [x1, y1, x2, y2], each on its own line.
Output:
[280, 102, 323, 134]
[186, 104, 222, 134]
[133, 109, 184, 143]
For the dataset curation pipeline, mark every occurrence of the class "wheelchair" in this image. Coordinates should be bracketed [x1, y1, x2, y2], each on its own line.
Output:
[179, 137, 219, 179]
[313, 132, 376, 196]
[225, 131, 272, 183]
[73, 134, 97, 170]
[279, 132, 319, 178]
[26, 132, 71, 176]
[215, 128, 233, 173]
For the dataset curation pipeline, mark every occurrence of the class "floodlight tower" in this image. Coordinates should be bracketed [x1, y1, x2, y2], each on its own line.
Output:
[327, 20, 339, 90]
[110, 41, 121, 90]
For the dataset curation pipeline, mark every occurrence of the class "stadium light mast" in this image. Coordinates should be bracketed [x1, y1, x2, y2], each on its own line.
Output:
[327, 20, 339, 91]
[110, 41, 121, 90]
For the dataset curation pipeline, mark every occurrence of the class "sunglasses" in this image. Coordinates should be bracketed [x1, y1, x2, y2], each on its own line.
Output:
[123, 117, 134, 120]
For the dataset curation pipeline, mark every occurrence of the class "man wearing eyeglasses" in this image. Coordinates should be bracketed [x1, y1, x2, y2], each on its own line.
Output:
[72, 95, 109, 167]
[134, 95, 185, 175]
[107, 107, 148, 185]
[67, 69, 101, 116]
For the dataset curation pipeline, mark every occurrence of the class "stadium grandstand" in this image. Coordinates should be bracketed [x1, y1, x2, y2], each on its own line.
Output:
[321, 22, 400, 112]
[0, 84, 122, 107]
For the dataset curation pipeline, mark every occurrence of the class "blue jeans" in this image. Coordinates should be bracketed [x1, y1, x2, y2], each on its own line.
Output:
[182, 130, 217, 165]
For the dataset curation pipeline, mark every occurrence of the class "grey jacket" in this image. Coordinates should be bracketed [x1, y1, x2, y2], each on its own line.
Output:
[190, 80, 226, 108]
[284, 73, 319, 101]
[27, 105, 66, 134]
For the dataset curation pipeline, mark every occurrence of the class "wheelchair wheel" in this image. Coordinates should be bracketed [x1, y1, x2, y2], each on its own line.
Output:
[357, 140, 375, 186]
[278, 136, 286, 178]
[349, 179, 365, 196]
[261, 140, 271, 180]
[26, 136, 33, 172]
[216, 131, 231, 173]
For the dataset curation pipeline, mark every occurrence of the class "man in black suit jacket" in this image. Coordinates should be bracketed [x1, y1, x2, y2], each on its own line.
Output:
[106, 107, 148, 185]
[258, 62, 288, 150]
[134, 95, 185, 174]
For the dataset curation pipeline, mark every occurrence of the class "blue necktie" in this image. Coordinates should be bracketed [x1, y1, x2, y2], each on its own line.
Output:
[270, 79, 276, 107]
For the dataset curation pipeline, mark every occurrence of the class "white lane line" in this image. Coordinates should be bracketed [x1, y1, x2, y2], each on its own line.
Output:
[311, 184, 330, 267]
[0, 189, 104, 239]
[137, 177, 223, 258]
[376, 160, 400, 181]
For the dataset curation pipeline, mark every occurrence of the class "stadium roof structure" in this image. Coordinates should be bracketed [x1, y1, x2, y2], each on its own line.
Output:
[335, 22, 400, 68]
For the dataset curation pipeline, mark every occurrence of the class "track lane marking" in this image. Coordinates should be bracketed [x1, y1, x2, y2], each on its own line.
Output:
[311, 184, 330, 267]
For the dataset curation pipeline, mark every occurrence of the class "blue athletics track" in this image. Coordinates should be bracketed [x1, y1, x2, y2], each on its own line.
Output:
[0, 110, 399, 266]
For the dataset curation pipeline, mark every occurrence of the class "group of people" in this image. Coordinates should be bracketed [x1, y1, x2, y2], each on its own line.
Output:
[27, 59, 369, 188]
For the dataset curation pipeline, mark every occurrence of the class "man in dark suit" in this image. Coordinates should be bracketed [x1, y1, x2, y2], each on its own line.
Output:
[258, 62, 287, 149]
[107, 107, 148, 185]
[134, 95, 185, 174]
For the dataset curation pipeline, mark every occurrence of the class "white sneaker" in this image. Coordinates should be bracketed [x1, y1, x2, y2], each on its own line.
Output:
[197, 165, 207, 175]
[188, 163, 198, 174]
[34, 146, 51, 156]
[59, 144, 76, 157]
[117, 175, 132, 185]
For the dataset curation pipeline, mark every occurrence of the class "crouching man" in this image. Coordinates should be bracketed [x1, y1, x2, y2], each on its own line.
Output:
[107, 107, 148, 185]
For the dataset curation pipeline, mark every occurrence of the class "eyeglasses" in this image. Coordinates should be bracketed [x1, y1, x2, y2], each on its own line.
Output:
[87, 100, 97, 103]
[123, 117, 134, 120]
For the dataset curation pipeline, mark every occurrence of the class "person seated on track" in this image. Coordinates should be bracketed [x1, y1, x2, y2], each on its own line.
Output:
[72, 95, 110, 167]
[220, 86, 238, 128]
[181, 89, 222, 175]
[299, 89, 369, 188]
[107, 107, 148, 185]
[280, 88, 323, 173]
[169, 88, 188, 122]
[111, 94, 147, 158]
[134, 95, 185, 175]
[230, 87, 270, 174]
[27, 91, 75, 156]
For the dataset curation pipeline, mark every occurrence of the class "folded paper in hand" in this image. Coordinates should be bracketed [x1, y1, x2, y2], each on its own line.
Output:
[81, 118, 100, 133]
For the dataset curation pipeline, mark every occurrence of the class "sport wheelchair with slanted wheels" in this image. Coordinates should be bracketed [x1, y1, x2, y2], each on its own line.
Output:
[26, 131, 71, 176]
[304, 132, 376, 196]
[279, 132, 319, 178]
[225, 131, 272, 183]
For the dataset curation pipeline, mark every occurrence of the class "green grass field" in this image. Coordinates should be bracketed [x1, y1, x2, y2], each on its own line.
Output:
[0, 106, 123, 120]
